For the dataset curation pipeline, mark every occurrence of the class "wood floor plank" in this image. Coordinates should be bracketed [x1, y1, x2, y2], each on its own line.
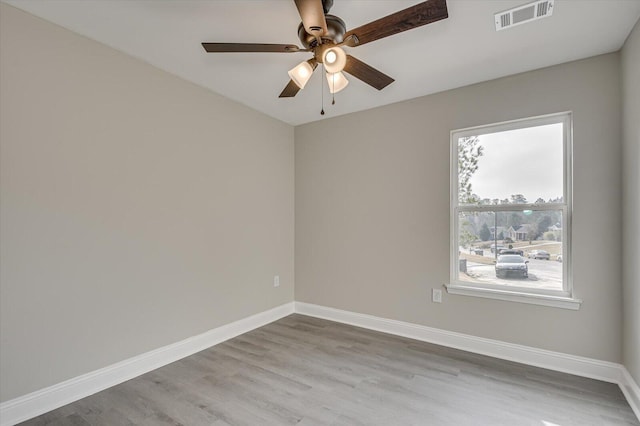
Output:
[19, 314, 639, 425]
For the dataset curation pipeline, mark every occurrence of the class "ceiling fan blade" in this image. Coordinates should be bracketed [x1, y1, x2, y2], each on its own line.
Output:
[279, 58, 318, 98]
[343, 0, 448, 47]
[343, 55, 394, 90]
[294, 0, 328, 40]
[202, 43, 305, 53]
[279, 80, 302, 98]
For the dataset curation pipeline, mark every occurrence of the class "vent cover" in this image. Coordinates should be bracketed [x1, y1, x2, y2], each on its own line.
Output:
[495, 0, 554, 31]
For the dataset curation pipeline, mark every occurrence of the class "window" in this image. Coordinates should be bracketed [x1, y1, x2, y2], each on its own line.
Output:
[446, 113, 580, 309]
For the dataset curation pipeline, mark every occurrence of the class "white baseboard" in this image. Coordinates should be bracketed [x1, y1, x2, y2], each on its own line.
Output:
[620, 367, 640, 421]
[0, 302, 295, 426]
[294, 301, 622, 383]
[295, 301, 640, 421]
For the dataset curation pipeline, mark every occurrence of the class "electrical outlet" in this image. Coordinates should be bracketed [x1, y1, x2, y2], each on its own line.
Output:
[432, 288, 442, 303]
[274, 275, 280, 287]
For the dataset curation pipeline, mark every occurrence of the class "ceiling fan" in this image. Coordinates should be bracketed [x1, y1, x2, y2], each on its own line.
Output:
[202, 0, 448, 99]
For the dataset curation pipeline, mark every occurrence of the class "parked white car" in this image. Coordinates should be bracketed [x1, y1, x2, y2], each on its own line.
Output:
[528, 250, 550, 260]
[495, 255, 529, 278]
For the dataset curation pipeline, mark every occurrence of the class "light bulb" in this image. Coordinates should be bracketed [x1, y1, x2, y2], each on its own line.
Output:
[298, 66, 310, 78]
[325, 51, 337, 64]
[326, 71, 349, 94]
[288, 61, 314, 89]
[322, 47, 347, 74]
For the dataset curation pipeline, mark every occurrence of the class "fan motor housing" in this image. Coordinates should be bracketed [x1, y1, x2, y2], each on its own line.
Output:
[298, 14, 346, 48]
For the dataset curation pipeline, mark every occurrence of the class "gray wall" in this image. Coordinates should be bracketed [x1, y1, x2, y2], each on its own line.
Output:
[295, 53, 622, 362]
[622, 19, 640, 385]
[0, 4, 294, 402]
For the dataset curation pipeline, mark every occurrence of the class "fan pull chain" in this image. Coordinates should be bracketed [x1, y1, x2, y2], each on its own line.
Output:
[320, 64, 325, 115]
[331, 73, 336, 105]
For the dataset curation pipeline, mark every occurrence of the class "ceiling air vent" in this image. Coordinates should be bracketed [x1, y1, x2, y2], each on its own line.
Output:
[495, 0, 554, 31]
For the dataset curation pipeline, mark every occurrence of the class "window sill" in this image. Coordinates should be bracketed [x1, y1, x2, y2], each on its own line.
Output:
[444, 283, 582, 310]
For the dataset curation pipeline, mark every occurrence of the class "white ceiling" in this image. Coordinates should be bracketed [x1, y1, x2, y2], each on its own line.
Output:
[4, 0, 640, 126]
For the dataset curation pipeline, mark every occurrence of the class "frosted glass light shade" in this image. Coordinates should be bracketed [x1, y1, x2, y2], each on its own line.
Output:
[326, 71, 349, 94]
[288, 61, 313, 89]
[322, 46, 347, 74]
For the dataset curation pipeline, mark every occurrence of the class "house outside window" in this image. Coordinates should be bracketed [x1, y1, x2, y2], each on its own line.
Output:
[446, 112, 580, 310]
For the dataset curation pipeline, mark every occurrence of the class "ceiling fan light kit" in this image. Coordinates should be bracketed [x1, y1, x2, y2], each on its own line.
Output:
[321, 46, 347, 73]
[288, 60, 314, 89]
[327, 71, 349, 94]
[202, 0, 448, 105]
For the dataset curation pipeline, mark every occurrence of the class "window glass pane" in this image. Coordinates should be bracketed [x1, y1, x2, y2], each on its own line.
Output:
[457, 209, 563, 291]
[457, 123, 564, 205]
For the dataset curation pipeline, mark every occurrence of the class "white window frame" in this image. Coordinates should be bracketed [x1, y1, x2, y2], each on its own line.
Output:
[445, 112, 581, 310]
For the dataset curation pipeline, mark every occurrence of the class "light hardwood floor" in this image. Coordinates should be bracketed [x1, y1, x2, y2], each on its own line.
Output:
[21, 314, 639, 425]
